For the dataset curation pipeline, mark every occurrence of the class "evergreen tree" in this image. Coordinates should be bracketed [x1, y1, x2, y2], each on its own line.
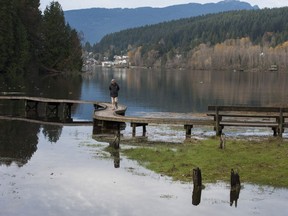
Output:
[0, 0, 29, 75]
[40, 1, 82, 72]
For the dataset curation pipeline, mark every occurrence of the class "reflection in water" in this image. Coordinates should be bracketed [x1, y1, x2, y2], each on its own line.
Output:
[192, 167, 203, 206]
[93, 127, 123, 168]
[1, 69, 288, 215]
[1, 125, 288, 216]
[109, 149, 120, 168]
[42, 124, 62, 143]
[230, 169, 241, 207]
[230, 186, 241, 207]
[192, 185, 202, 206]
[79, 68, 288, 117]
[0, 120, 63, 167]
[0, 120, 39, 167]
[108, 131, 121, 149]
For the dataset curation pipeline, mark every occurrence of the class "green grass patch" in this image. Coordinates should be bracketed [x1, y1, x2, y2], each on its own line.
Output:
[121, 137, 288, 188]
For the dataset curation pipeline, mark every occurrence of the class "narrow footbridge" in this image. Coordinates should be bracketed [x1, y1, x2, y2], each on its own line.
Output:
[94, 103, 288, 137]
[93, 102, 214, 137]
[0, 95, 99, 124]
[1, 96, 287, 137]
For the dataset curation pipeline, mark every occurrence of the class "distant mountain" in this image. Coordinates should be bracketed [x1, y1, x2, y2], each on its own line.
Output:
[64, 0, 258, 44]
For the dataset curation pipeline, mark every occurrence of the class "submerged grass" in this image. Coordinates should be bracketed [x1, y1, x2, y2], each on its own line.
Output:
[121, 137, 288, 188]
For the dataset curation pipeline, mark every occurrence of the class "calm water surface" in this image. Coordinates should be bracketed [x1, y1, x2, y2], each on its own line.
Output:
[1, 68, 288, 215]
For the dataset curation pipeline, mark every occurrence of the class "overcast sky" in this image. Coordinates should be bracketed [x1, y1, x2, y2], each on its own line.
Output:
[39, 0, 288, 11]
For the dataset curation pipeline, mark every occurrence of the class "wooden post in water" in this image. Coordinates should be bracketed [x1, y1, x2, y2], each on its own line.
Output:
[184, 125, 193, 138]
[219, 133, 225, 149]
[131, 123, 148, 137]
[278, 108, 283, 137]
[215, 106, 222, 136]
[63, 103, 73, 122]
[192, 167, 202, 187]
[230, 169, 240, 187]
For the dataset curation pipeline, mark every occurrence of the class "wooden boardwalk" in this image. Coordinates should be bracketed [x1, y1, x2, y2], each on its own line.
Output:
[0, 95, 99, 105]
[0, 96, 99, 124]
[93, 102, 214, 137]
[1, 96, 288, 137]
[94, 103, 288, 137]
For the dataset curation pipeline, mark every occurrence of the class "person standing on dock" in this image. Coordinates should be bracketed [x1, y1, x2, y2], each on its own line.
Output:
[109, 79, 120, 110]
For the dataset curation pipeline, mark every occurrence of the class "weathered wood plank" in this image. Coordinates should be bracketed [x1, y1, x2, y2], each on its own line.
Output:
[207, 105, 288, 137]
[0, 96, 99, 105]
[220, 121, 278, 127]
[208, 105, 288, 112]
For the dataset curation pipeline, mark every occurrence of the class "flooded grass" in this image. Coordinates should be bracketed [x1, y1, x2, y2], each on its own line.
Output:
[121, 137, 288, 188]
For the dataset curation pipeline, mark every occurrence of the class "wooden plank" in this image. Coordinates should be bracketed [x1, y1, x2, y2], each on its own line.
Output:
[0, 115, 93, 126]
[207, 113, 283, 118]
[220, 121, 278, 127]
[208, 105, 284, 113]
[0, 95, 100, 105]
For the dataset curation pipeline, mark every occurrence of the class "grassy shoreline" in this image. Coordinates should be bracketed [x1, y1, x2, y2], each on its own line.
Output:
[120, 137, 288, 188]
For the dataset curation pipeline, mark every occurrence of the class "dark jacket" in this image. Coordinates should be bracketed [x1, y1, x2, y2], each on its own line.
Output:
[109, 83, 120, 97]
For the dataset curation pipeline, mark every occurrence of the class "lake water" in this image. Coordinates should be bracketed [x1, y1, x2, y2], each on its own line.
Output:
[1, 67, 288, 215]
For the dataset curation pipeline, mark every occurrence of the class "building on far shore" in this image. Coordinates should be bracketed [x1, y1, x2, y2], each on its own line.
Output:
[102, 55, 129, 68]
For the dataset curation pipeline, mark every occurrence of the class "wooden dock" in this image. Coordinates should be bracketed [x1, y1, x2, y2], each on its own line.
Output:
[93, 102, 214, 137]
[94, 103, 288, 138]
[1, 96, 288, 138]
[0, 96, 99, 124]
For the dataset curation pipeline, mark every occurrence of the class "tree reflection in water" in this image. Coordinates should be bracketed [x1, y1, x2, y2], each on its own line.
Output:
[0, 121, 39, 167]
[0, 120, 63, 167]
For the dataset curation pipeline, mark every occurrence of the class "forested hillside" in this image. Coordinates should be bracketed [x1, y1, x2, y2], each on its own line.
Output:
[0, 0, 83, 78]
[93, 7, 288, 71]
[64, 0, 258, 44]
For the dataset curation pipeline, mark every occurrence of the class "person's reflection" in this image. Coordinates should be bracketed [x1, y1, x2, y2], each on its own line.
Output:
[111, 150, 120, 168]
[108, 131, 121, 168]
[192, 185, 202, 206]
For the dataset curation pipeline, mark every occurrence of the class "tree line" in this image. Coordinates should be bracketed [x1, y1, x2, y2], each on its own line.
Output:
[0, 0, 83, 78]
[91, 7, 288, 71]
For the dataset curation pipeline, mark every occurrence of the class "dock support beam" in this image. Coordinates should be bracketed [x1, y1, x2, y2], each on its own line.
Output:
[25, 100, 39, 112]
[131, 123, 148, 137]
[46, 102, 60, 119]
[63, 103, 73, 122]
[184, 125, 193, 138]
[278, 108, 284, 137]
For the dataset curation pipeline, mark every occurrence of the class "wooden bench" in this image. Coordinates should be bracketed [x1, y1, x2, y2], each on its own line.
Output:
[207, 105, 288, 137]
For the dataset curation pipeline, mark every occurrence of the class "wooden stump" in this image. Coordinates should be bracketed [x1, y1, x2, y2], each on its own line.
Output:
[192, 167, 202, 187]
[219, 133, 226, 149]
[230, 169, 240, 187]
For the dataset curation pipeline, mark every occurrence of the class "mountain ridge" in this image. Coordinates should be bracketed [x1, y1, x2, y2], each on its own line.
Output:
[64, 0, 259, 44]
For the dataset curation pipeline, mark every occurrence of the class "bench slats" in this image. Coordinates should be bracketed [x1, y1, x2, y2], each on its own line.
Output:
[208, 105, 288, 137]
[220, 121, 278, 127]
